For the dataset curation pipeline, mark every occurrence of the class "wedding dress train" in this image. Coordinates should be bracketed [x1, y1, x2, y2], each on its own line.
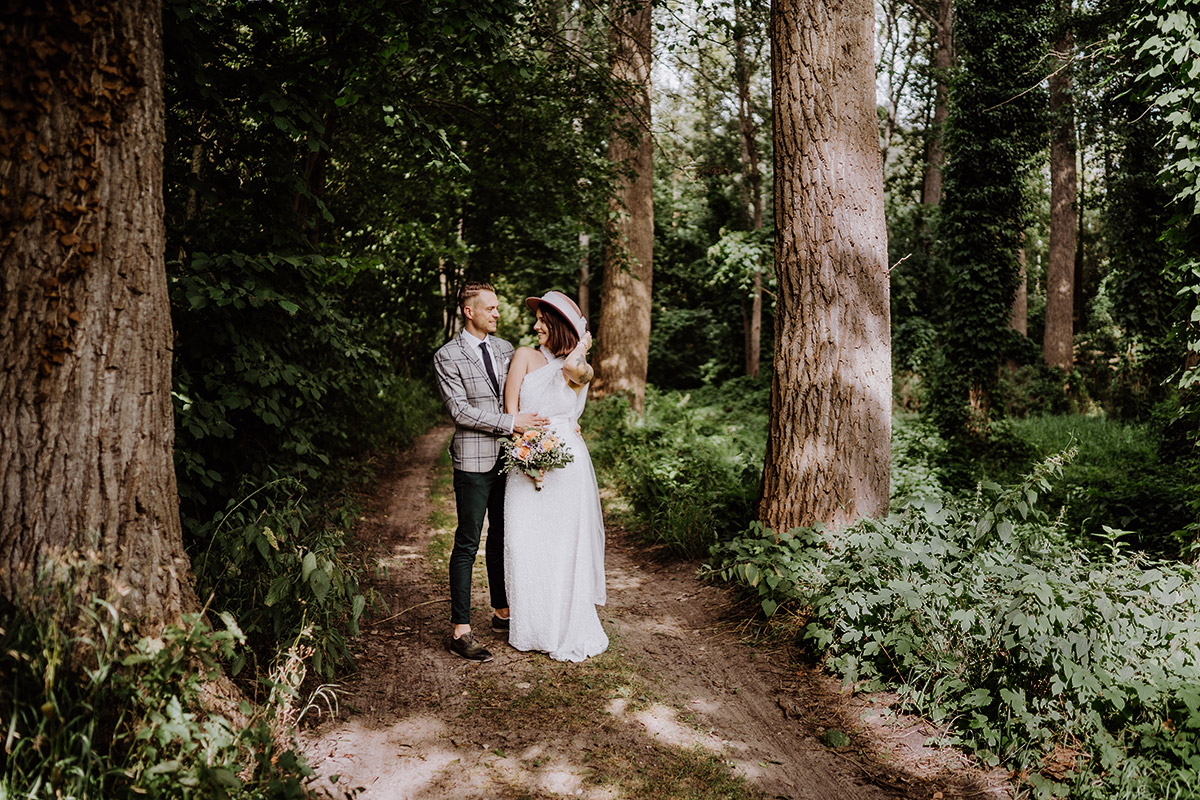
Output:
[503, 348, 607, 662]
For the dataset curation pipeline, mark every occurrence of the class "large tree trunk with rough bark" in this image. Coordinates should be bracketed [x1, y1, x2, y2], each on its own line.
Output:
[922, 0, 954, 207]
[1044, 12, 1076, 372]
[760, 0, 891, 534]
[0, 0, 198, 626]
[593, 0, 653, 412]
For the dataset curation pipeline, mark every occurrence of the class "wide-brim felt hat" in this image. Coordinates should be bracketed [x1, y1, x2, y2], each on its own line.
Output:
[526, 291, 588, 339]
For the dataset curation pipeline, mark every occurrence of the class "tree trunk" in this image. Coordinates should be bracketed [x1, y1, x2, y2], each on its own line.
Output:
[578, 231, 590, 322]
[593, 0, 653, 412]
[760, 0, 891, 533]
[1044, 12, 1076, 372]
[922, 0, 954, 206]
[734, 0, 764, 379]
[1008, 241, 1028, 371]
[1011, 241, 1028, 336]
[0, 0, 198, 624]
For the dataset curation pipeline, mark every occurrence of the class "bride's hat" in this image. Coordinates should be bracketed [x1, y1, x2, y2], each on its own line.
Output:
[526, 291, 588, 339]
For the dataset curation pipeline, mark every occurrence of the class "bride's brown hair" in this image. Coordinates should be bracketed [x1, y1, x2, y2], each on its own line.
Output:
[541, 305, 579, 357]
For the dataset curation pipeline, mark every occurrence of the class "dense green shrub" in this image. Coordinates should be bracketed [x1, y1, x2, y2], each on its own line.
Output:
[0, 559, 318, 799]
[710, 453, 1200, 798]
[189, 479, 370, 680]
[170, 250, 441, 678]
[584, 378, 768, 557]
[171, 251, 435, 524]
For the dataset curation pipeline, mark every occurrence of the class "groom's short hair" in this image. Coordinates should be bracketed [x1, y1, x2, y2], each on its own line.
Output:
[459, 281, 496, 309]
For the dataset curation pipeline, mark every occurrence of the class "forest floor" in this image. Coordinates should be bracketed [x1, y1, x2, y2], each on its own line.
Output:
[299, 425, 1013, 800]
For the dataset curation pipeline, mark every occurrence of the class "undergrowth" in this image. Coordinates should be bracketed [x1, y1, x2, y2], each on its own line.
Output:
[0, 555, 324, 799]
[709, 450, 1200, 799]
[583, 377, 768, 558]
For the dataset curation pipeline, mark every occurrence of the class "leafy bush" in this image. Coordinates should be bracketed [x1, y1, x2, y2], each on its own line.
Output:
[585, 379, 768, 557]
[710, 452, 1200, 798]
[0, 558, 319, 799]
[996, 363, 1073, 418]
[170, 250, 441, 680]
[171, 251, 436, 524]
[190, 479, 370, 680]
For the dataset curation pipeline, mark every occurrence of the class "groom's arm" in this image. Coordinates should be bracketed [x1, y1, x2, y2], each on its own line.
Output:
[434, 350, 515, 435]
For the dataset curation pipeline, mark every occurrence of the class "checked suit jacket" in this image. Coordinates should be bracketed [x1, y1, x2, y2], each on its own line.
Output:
[433, 332, 516, 473]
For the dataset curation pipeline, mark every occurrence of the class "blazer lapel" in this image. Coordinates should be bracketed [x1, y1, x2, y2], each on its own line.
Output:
[457, 335, 500, 397]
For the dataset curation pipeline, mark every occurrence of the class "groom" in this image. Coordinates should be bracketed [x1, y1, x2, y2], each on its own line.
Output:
[433, 282, 546, 662]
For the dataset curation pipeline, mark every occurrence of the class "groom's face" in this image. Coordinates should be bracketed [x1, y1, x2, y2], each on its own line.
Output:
[465, 290, 500, 334]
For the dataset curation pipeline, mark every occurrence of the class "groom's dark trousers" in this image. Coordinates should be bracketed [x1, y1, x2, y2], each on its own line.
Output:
[449, 455, 508, 625]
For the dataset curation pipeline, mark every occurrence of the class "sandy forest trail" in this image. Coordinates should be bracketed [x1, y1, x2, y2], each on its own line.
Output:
[300, 426, 1010, 800]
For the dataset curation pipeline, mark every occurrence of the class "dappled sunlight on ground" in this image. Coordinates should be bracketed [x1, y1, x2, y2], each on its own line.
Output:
[608, 697, 725, 754]
[301, 426, 1012, 800]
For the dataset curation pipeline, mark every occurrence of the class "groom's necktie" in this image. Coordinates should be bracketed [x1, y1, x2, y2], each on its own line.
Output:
[479, 340, 499, 395]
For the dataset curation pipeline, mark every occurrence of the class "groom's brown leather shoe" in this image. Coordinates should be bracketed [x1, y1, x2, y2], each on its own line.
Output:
[490, 614, 510, 633]
[447, 632, 493, 662]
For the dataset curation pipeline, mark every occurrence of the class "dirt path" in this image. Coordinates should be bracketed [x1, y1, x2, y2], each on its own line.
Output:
[300, 426, 1011, 800]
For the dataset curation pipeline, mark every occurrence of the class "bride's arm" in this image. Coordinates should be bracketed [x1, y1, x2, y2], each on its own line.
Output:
[505, 347, 534, 414]
[563, 332, 594, 387]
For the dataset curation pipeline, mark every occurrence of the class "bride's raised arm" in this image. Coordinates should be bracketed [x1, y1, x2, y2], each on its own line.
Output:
[562, 332, 594, 387]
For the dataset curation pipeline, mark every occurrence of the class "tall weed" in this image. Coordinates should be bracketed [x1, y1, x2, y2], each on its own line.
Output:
[190, 478, 370, 680]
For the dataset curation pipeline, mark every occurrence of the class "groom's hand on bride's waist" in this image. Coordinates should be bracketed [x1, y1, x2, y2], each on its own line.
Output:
[513, 412, 549, 433]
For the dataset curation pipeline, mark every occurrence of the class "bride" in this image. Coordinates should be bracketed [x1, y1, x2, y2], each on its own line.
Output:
[502, 291, 608, 662]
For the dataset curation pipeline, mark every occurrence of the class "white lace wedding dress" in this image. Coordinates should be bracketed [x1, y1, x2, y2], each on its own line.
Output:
[504, 348, 608, 662]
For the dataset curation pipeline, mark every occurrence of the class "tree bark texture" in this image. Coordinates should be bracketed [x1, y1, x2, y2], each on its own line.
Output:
[760, 0, 891, 533]
[1044, 18, 1076, 371]
[0, 0, 198, 623]
[922, 0, 954, 207]
[594, 0, 653, 412]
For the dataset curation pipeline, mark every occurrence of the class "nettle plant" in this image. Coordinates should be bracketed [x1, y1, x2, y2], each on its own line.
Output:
[710, 451, 1200, 797]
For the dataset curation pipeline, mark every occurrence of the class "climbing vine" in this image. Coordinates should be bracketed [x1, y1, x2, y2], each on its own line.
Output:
[930, 0, 1053, 435]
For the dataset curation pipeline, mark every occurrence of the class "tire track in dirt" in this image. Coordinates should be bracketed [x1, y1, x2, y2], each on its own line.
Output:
[300, 425, 1010, 800]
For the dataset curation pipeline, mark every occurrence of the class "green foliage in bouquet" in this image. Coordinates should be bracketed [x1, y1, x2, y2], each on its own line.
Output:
[501, 428, 576, 489]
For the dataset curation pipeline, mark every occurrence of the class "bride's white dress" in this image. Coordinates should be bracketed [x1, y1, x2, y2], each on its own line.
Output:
[504, 348, 608, 662]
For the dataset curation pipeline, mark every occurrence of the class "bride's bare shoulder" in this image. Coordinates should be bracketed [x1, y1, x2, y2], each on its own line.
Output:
[511, 346, 539, 365]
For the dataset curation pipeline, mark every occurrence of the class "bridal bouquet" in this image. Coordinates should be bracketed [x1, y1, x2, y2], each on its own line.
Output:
[502, 427, 574, 490]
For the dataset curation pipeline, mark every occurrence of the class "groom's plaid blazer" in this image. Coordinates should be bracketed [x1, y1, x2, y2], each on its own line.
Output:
[433, 332, 515, 473]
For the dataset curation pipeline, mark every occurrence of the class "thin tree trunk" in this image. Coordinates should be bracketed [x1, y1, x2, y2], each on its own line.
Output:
[1008, 240, 1028, 371]
[922, 0, 953, 207]
[594, 0, 653, 411]
[1011, 241, 1028, 336]
[1044, 11, 1076, 372]
[760, 0, 891, 533]
[0, 0, 197, 623]
[734, 0, 764, 378]
[578, 231, 590, 322]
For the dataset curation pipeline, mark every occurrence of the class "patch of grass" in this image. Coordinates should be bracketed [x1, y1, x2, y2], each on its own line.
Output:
[458, 641, 764, 800]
